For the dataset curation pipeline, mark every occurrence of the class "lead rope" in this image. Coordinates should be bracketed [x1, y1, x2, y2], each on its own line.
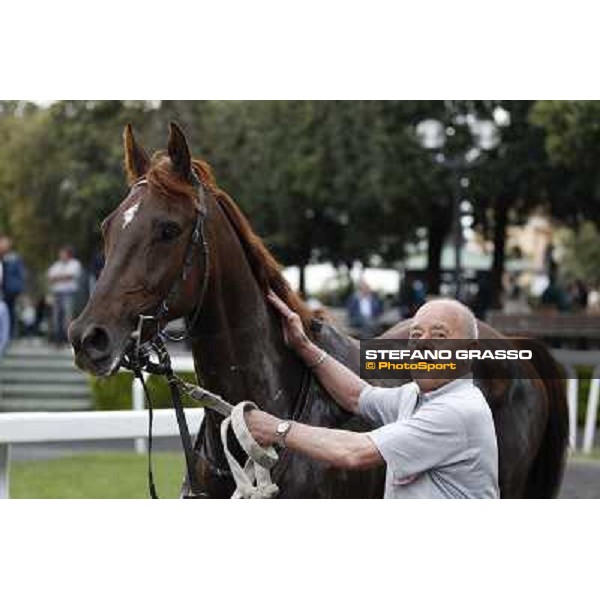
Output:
[133, 368, 158, 499]
[182, 383, 280, 499]
[220, 402, 279, 499]
[153, 341, 206, 498]
[133, 360, 281, 499]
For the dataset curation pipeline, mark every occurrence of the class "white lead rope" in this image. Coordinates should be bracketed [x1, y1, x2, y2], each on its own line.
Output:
[182, 382, 280, 498]
[221, 402, 280, 499]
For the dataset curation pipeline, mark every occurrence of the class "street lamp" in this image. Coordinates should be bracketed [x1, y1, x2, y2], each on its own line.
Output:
[416, 110, 502, 299]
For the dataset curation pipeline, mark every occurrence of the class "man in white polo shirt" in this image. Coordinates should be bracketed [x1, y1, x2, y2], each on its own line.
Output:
[246, 294, 499, 499]
[47, 246, 82, 345]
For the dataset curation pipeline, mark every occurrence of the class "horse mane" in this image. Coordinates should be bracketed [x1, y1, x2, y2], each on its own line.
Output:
[146, 155, 315, 329]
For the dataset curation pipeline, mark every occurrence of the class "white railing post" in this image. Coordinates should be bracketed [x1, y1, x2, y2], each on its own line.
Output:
[551, 350, 600, 454]
[132, 377, 147, 455]
[0, 444, 10, 499]
[564, 369, 578, 450]
[130, 355, 195, 455]
[582, 366, 600, 455]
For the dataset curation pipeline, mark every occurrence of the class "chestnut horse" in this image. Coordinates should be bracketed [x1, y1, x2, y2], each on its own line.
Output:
[69, 123, 568, 498]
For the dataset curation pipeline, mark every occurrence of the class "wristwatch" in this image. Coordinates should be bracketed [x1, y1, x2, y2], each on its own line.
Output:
[275, 420, 293, 447]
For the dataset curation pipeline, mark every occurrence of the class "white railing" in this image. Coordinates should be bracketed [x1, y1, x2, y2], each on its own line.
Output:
[0, 407, 204, 499]
[131, 355, 196, 453]
[551, 349, 600, 453]
[1, 349, 599, 499]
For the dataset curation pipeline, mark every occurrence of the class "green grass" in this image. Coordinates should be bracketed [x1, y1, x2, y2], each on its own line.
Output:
[571, 450, 600, 462]
[10, 452, 186, 499]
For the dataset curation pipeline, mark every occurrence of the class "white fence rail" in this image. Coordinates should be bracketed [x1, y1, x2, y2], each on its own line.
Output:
[0, 408, 204, 499]
[551, 349, 600, 453]
[1, 350, 599, 499]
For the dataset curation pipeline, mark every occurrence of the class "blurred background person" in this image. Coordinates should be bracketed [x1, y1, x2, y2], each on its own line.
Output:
[568, 279, 589, 313]
[347, 279, 383, 336]
[47, 245, 82, 345]
[503, 274, 531, 315]
[0, 235, 26, 338]
[0, 294, 9, 356]
[588, 283, 600, 315]
[540, 271, 570, 314]
[88, 248, 105, 292]
[18, 295, 38, 338]
[398, 274, 427, 319]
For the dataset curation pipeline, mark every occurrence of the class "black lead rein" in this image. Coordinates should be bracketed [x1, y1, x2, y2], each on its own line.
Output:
[123, 338, 205, 499]
[120, 170, 210, 499]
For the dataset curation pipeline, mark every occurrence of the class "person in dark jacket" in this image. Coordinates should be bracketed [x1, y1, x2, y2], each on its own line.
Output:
[347, 279, 383, 336]
[0, 236, 26, 338]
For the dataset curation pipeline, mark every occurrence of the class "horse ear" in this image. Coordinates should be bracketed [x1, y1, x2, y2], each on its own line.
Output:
[167, 121, 193, 181]
[123, 124, 150, 184]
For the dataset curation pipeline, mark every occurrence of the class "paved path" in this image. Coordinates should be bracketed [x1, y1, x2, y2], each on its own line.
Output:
[559, 458, 600, 498]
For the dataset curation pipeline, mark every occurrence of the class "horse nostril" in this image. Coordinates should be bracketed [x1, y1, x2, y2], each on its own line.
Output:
[81, 325, 112, 360]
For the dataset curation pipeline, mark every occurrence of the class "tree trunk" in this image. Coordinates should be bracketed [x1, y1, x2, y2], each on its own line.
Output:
[491, 197, 509, 310]
[298, 262, 307, 298]
[427, 203, 451, 295]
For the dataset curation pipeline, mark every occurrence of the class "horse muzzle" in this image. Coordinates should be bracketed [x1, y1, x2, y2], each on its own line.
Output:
[69, 320, 129, 377]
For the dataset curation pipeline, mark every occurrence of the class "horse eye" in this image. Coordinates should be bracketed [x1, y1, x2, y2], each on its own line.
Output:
[158, 221, 183, 242]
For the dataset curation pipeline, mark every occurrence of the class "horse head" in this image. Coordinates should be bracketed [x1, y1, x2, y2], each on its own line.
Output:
[69, 123, 206, 376]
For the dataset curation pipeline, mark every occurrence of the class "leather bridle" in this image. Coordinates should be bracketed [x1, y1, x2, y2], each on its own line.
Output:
[119, 169, 211, 498]
[129, 169, 210, 346]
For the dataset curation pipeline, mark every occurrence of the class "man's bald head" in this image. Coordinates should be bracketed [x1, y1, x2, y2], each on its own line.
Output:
[411, 298, 479, 340]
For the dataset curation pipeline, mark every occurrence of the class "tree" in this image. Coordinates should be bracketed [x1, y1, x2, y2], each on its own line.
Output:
[470, 101, 550, 308]
[530, 101, 600, 226]
[558, 221, 600, 283]
[196, 101, 425, 294]
[0, 101, 157, 271]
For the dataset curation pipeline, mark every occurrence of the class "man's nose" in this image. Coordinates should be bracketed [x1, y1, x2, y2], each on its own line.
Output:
[414, 337, 435, 352]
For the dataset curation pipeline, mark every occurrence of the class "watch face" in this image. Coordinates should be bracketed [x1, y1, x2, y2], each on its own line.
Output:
[277, 422, 290, 435]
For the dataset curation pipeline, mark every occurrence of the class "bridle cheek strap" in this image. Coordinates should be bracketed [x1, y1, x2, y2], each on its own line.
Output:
[153, 177, 210, 342]
[122, 172, 211, 499]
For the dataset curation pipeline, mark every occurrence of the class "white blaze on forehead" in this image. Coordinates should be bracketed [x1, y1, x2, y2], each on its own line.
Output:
[122, 202, 140, 229]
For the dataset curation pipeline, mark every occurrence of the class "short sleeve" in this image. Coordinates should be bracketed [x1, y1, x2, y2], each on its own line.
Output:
[70, 261, 82, 277]
[358, 383, 416, 427]
[367, 402, 467, 480]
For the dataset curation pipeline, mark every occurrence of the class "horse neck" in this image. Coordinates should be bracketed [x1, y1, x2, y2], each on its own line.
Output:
[188, 198, 305, 417]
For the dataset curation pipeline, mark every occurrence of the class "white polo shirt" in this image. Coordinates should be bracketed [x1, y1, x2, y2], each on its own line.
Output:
[359, 377, 499, 499]
[47, 259, 82, 294]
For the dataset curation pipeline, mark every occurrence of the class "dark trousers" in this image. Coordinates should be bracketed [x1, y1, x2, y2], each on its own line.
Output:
[4, 294, 18, 338]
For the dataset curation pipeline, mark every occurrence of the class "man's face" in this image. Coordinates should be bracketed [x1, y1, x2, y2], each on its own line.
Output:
[0, 238, 9, 255]
[409, 302, 464, 342]
[409, 302, 467, 392]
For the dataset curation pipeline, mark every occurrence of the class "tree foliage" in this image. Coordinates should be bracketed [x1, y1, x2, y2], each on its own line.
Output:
[0, 100, 598, 299]
[558, 221, 600, 283]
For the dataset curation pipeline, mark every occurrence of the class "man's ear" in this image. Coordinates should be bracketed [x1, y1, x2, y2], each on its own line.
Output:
[123, 124, 150, 184]
[167, 121, 193, 181]
[468, 338, 479, 350]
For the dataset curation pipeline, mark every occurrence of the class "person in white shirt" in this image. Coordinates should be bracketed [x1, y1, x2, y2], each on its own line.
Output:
[47, 246, 82, 345]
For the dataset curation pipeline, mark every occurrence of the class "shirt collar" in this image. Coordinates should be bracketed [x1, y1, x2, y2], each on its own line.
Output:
[419, 375, 474, 402]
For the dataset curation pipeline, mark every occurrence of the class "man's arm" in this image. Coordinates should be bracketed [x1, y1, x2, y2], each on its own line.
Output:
[245, 409, 384, 470]
[268, 291, 368, 414]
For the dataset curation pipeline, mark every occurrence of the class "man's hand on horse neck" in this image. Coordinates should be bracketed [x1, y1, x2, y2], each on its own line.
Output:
[245, 409, 383, 470]
[267, 290, 368, 414]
